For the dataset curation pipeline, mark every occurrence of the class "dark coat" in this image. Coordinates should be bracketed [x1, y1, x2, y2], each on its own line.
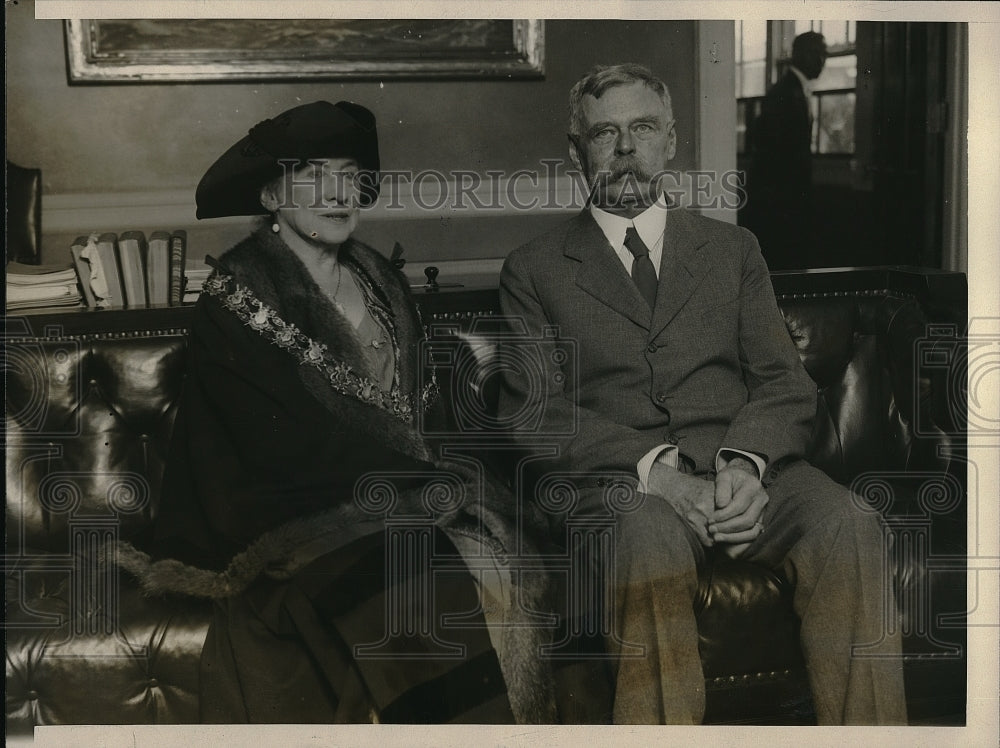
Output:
[742, 70, 815, 269]
[154, 227, 441, 567]
[750, 69, 813, 197]
[129, 227, 554, 724]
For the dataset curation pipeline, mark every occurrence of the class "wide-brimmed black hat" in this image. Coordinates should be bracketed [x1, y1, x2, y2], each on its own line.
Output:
[195, 100, 380, 219]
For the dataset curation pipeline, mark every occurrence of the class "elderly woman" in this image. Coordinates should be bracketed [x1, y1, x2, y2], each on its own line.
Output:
[127, 101, 556, 724]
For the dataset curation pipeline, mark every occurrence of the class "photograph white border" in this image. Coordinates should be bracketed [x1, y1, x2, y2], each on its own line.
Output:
[12, 2, 1000, 747]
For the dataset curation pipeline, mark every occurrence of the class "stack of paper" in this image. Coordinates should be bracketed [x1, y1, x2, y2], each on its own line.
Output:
[183, 264, 212, 304]
[6, 263, 83, 310]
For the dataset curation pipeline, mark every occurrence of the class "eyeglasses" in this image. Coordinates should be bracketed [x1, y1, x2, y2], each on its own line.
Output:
[588, 119, 676, 146]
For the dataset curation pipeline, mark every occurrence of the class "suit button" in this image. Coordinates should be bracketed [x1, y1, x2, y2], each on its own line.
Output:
[655, 392, 668, 403]
[646, 342, 658, 353]
[667, 433, 679, 445]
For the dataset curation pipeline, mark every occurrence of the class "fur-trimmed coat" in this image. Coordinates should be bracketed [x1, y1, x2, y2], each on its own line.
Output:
[136, 227, 555, 723]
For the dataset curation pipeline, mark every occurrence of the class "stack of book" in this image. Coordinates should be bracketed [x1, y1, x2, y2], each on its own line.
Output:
[69, 229, 191, 308]
[6, 263, 84, 310]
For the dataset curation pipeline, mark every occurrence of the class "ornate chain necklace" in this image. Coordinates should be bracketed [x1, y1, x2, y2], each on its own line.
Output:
[326, 262, 389, 352]
[326, 262, 345, 313]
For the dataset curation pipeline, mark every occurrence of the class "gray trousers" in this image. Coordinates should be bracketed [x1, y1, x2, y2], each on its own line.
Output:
[583, 460, 908, 724]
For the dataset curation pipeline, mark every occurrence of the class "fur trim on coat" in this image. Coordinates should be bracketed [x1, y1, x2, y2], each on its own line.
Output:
[123, 227, 557, 722]
[209, 226, 436, 463]
[114, 482, 556, 723]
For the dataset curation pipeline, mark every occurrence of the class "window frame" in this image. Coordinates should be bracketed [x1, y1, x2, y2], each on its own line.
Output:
[736, 19, 858, 158]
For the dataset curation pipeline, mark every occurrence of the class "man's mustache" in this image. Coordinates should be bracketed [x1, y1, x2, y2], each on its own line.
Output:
[610, 157, 655, 183]
[589, 157, 656, 186]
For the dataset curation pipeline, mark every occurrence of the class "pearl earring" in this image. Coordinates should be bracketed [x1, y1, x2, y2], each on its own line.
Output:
[271, 221, 280, 233]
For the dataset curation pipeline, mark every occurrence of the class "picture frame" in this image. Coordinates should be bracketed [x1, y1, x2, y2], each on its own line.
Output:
[64, 19, 544, 83]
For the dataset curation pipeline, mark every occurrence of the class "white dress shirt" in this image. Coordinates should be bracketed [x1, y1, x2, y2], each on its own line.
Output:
[589, 201, 768, 491]
[788, 64, 815, 98]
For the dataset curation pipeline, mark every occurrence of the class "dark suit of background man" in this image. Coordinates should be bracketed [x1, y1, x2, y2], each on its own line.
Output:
[498, 63, 906, 725]
[740, 31, 827, 270]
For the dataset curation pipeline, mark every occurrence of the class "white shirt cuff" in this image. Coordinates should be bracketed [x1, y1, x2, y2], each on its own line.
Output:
[637, 444, 679, 494]
[715, 448, 766, 479]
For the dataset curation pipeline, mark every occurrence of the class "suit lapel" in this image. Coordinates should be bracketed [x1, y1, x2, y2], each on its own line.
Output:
[785, 71, 811, 128]
[648, 208, 711, 341]
[564, 211, 651, 330]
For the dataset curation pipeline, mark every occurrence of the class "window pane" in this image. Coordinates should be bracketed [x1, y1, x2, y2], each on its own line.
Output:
[739, 59, 768, 98]
[735, 21, 768, 98]
[822, 21, 848, 48]
[793, 20, 855, 54]
[741, 21, 768, 62]
[794, 20, 818, 36]
[816, 92, 856, 154]
[814, 53, 857, 92]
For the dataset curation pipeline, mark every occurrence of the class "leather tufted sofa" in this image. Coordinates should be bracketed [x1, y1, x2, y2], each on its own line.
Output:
[6, 162, 43, 265]
[5, 266, 968, 730]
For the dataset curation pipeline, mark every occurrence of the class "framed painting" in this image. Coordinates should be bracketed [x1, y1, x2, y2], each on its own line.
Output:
[64, 19, 544, 82]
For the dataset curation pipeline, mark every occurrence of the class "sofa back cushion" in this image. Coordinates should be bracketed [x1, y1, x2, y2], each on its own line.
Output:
[4, 286, 947, 553]
[5, 332, 188, 553]
[778, 293, 945, 484]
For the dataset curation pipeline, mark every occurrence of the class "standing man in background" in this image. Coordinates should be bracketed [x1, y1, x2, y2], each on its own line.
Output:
[741, 31, 827, 270]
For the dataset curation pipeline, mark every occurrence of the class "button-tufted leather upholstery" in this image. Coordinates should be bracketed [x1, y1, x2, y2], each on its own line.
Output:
[6, 333, 187, 554]
[6, 162, 43, 265]
[5, 267, 968, 729]
[5, 320, 204, 730]
[6, 566, 207, 727]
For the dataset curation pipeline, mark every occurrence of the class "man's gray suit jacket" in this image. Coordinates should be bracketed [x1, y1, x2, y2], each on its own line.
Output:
[498, 207, 818, 489]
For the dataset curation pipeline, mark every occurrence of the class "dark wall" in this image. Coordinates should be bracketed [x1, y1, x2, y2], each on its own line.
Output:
[7, 9, 696, 195]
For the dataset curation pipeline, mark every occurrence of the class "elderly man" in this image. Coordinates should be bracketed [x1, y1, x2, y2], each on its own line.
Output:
[498, 63, 906, 724]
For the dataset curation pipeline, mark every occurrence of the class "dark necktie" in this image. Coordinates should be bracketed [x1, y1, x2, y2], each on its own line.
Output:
[624, 226, 658, 310]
